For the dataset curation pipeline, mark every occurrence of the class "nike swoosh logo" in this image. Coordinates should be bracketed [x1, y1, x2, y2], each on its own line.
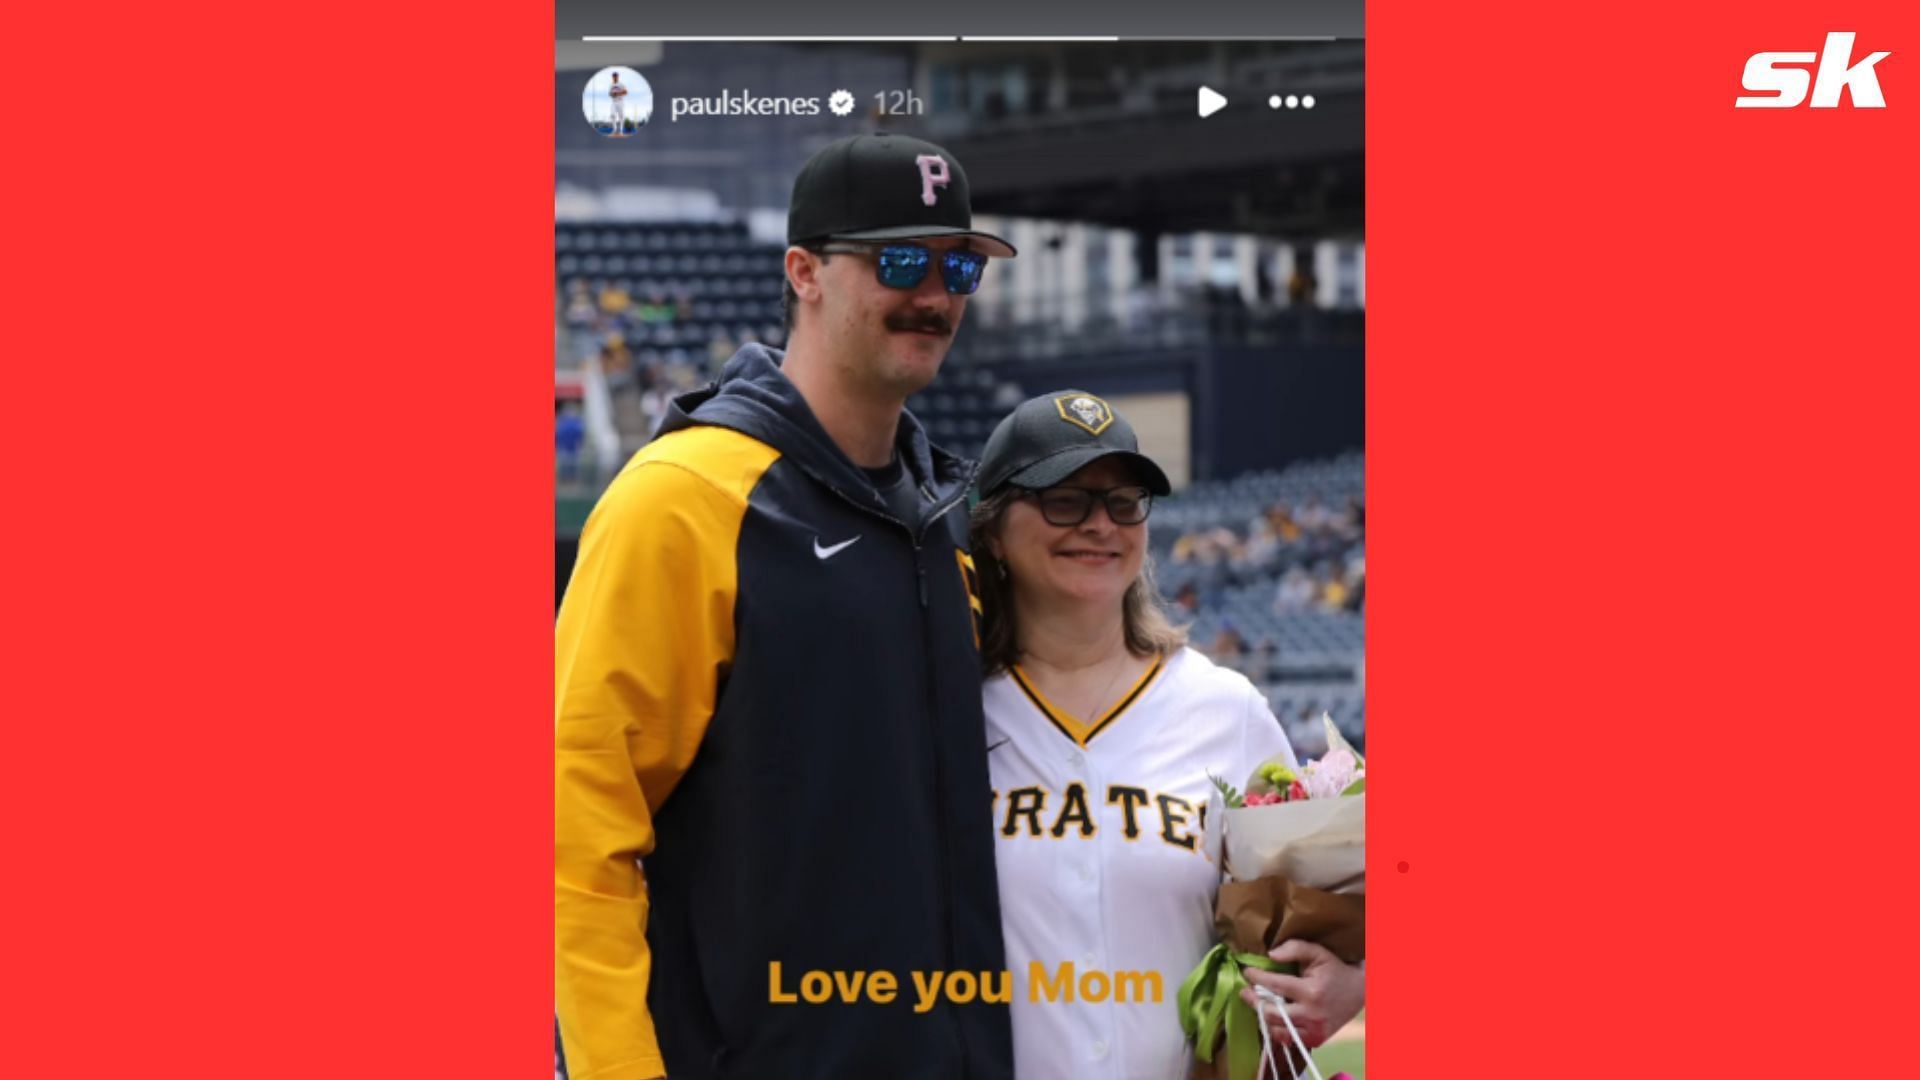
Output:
[813, 536, 861, 560]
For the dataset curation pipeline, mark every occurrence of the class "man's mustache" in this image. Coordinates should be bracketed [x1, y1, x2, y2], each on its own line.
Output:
[885, 310, 953, 336]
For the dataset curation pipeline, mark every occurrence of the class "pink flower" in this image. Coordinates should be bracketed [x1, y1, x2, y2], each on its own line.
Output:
[1304, 748, 1361, 800]
[1287, 780, 1307, 801]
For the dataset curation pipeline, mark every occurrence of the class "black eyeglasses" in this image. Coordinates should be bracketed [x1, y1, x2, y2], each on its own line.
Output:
[1020, 485, 1153, 527]
[818, 243, 990, 295]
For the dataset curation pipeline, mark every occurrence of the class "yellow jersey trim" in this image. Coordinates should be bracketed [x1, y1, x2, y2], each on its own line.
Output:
[1009, 655, 1166, 749]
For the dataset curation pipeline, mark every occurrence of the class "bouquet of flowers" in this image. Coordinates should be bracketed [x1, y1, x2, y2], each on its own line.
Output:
[1178, 716, 1366, 1080]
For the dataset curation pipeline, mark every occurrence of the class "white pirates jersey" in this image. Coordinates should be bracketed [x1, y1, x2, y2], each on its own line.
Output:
[985, 645, 1296, 1080]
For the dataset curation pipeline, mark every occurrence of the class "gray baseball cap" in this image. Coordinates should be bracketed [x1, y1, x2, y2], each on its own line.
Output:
[977, 390, 1172, 497]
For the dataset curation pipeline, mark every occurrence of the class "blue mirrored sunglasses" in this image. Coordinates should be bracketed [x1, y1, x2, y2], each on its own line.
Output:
[819, 243, 989, 295]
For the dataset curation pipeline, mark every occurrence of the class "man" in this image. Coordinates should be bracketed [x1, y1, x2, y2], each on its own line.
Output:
[608, 72, 628, 134]
[555, 132, 1018, 1080]
[555, 402, 585, 486]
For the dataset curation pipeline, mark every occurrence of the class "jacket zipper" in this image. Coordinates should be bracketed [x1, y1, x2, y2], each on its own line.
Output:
[912, 482, 973, 1075]
[811, 468, 976, 1071]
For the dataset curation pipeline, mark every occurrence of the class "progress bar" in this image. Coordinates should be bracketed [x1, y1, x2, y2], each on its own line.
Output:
[580, 35, 1342, 43]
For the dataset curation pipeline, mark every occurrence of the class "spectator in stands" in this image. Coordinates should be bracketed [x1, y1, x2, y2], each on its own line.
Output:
[1341, 550, 1366, 613]
[968, 392, 1364, 1073]
[1297, 495, 1333, 538]
[1336, 496, 1365, 542]
[1267, 501, 1303, 544]
[597, 332, 631, 380]
[597, 281, 631, 317]
[1274, 564, 1316, 613]
[1207, 525, 1244, 564]
[1171, 531, 1200, 565]
[556, 132, 1019, 1080]
[1209, 622, 1250, 668]
[555, 403, 585, 484]
[1316, 561, 1350, 613]
[1252, 635, 1280, 683]
[636, 287, 674, 324]
[1242, 514, 1280, 568]
[1173, 579, 1201, 614]
[564, 280, 596, 330]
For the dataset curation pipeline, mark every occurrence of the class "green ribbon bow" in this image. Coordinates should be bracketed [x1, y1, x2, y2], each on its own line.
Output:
[1177, 944, 1298, 1080]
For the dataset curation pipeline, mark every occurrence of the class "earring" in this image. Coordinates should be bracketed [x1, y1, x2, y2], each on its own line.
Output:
[997, 561, 1009, 580]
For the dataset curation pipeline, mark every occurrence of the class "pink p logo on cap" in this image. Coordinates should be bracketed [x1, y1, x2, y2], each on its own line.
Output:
[915, 154, 951, 207]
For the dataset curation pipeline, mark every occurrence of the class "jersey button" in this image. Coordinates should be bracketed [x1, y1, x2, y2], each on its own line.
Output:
[1091, 1040, 1109, 1059]
[1067, 751, 1085, 766]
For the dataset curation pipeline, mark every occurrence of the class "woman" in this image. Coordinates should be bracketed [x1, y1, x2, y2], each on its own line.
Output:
[971, 391, 1364, 1078]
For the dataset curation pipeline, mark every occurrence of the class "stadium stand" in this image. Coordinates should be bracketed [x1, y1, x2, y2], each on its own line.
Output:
[1151, 454, 1366, 753]
[552, 220, 1366, 747]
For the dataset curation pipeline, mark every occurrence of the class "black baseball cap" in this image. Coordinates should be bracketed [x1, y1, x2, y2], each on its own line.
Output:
[977, 391, 1172, 497]
[787, 132, 1016, 259]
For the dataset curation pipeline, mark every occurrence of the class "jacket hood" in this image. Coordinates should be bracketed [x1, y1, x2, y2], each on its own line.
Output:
[655, 343, 976, 522]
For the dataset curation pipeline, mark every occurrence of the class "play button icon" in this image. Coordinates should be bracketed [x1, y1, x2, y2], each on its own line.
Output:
[1197, 86, 1227, 118]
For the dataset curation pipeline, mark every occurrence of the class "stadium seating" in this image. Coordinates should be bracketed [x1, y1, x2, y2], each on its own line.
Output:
[907, 366, 1027, 460]
[557, 221, 1363, 749]
[555, 221, 789, 362]
[1149, 455, 1366, 745]
[1152, 453, 1364, 537]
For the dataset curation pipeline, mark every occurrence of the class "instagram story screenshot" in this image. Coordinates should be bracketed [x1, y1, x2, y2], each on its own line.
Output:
[554, 20, 1366, 1080]
[16, 0, 1920, 1074]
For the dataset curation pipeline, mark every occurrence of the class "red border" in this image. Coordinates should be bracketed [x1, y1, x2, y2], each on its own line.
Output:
[1371, 3, 1920, 1074]
[7, 2, 554, 1076]
[13, 2, 1920, 1075]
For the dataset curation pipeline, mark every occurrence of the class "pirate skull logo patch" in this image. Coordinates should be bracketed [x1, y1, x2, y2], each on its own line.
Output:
[1054, 393, 1115, 436]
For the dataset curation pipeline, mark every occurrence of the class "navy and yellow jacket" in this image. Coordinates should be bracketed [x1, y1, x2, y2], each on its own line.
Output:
[555, 345, 1012, 1080]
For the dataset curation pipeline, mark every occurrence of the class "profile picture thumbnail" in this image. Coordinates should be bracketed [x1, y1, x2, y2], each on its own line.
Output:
[584, 67, 652, 137]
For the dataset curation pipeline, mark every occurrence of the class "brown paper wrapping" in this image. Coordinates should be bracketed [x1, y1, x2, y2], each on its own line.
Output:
[1215, 874, 1365, 965]
[1190, 873, 1365, 1080]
